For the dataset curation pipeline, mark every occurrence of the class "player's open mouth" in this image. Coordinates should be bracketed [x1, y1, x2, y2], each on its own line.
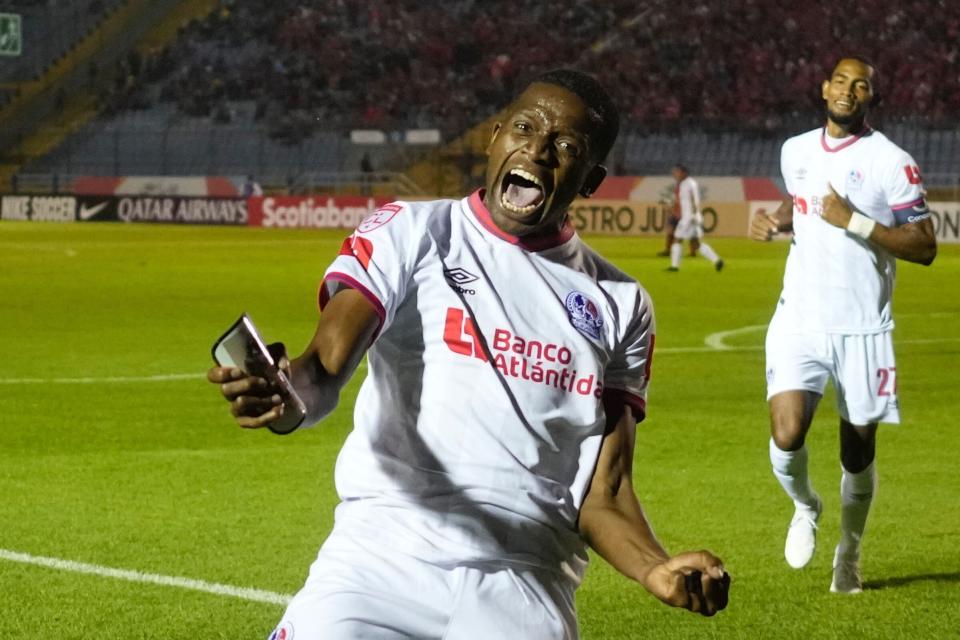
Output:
[501, 168, 545, 215]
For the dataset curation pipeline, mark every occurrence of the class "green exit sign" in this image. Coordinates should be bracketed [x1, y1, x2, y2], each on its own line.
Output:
[0, 13, 22, 57]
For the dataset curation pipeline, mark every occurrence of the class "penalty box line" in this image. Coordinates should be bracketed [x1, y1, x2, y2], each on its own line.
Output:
[0, 548, 292, 606]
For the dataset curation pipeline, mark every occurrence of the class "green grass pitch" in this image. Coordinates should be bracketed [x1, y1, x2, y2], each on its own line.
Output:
[1, 221, 957, 639]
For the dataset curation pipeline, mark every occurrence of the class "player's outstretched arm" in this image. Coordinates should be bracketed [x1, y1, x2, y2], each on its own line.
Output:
[822, 185, 937, 265]
[288, 287, 380, 425]
[578, 400, 730, 616]
[207, 287, 379, 430]
[750, 196, 793, 241]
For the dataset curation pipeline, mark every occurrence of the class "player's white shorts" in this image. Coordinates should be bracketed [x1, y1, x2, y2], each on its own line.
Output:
[765, 310, 900, 425]
[269, 526, 579, 640]
[673, 215, 703, 240]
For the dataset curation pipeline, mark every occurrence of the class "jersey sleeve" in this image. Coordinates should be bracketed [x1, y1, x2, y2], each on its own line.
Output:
[780, 139, 795, 196]
[603, 286, 656, 423]
[319, 201, 422, 337]
[883, 150, 931, 226]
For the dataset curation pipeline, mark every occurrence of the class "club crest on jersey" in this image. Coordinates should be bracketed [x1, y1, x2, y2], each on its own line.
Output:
[565, 292, 603, 340]
[268, 622, 294, 640]
[846, 168, 865, 192]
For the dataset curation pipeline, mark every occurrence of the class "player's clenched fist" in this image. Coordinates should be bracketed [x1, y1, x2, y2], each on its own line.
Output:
[750, 211, 780, 241]
[207, 365, 286, 429]
[644, 550, 730, 617]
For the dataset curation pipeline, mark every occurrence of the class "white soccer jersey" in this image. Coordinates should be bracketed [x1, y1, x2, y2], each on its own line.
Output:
[778, 127, 930, 334]
[676, 176, 700, 221]
[318, 190, 655, 584]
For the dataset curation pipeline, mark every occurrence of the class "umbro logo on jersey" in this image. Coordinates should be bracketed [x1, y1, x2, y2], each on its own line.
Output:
[444, 267, 479, 295]
[565, 292, 603, 341]
[444, 267, 478, 285]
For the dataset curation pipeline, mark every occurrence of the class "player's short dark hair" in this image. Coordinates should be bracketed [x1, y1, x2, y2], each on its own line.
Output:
[530, 69, 620, 162]
[674, 163, 689, 174]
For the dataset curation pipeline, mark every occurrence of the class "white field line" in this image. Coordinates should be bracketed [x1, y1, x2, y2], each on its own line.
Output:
[0, 373, 206, 384]
[0, 330, 956, 384]
[702, 324, 767, 351]
[0, 548, 292, 605]
[697, 325, 960, 354]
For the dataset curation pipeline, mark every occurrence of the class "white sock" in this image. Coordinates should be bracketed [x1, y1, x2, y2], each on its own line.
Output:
[670, 242, 682, 268]
[698, 242, 720, 264]
[769, 438, 819, 510]
[837, 462, 876, 560]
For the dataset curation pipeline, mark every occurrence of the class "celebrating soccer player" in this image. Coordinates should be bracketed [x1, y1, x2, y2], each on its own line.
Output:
[209, 70, 729, 637]
[751, 56, 937, 593]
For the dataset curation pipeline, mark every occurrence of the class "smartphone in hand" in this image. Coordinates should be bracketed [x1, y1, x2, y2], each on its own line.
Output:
[211, 314, 307, 435]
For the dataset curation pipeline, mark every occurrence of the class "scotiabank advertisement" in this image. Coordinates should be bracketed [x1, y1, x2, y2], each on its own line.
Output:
[248, 195, 393, 228]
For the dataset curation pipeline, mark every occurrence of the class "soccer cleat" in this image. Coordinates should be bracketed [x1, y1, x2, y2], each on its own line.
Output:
[666, 266, 679, 272]
[715, 259, 724, 272]
[784, 498, 821, 569]
[830, 548, 863, 594]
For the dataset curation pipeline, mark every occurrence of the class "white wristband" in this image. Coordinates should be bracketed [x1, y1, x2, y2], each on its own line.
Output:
[847, 212, 876, 240]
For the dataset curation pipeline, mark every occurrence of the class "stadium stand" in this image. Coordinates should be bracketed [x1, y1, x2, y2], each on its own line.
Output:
[0, 0, 125, 87]
[3, 0, 959, 190]
[85, 0, 960, 131]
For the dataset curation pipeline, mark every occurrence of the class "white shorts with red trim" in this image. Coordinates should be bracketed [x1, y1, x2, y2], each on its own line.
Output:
[765, 309, 900, 425]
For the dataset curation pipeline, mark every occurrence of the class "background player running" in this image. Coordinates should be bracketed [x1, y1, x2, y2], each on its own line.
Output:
[667, 163, 724, 272]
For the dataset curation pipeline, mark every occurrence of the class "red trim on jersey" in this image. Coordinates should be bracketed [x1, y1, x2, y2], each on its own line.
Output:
[820, 126, 871, 153]
[623, 392, 647, 422]
[337, 236, 353, 258]
[644, 334, 656, 382]
[891, 197, 925, 211]
[603, 387, 647, 423]
[318, 272, 386, 339]
[467, 189, 575, 251]
[337, 235, 374, 271]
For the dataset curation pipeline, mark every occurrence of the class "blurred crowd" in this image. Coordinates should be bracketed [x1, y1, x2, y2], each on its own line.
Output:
[109, 0, 960, 139]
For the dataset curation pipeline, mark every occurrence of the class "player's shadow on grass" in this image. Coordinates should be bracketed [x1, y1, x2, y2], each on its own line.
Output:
[864, 572, 960, 590]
